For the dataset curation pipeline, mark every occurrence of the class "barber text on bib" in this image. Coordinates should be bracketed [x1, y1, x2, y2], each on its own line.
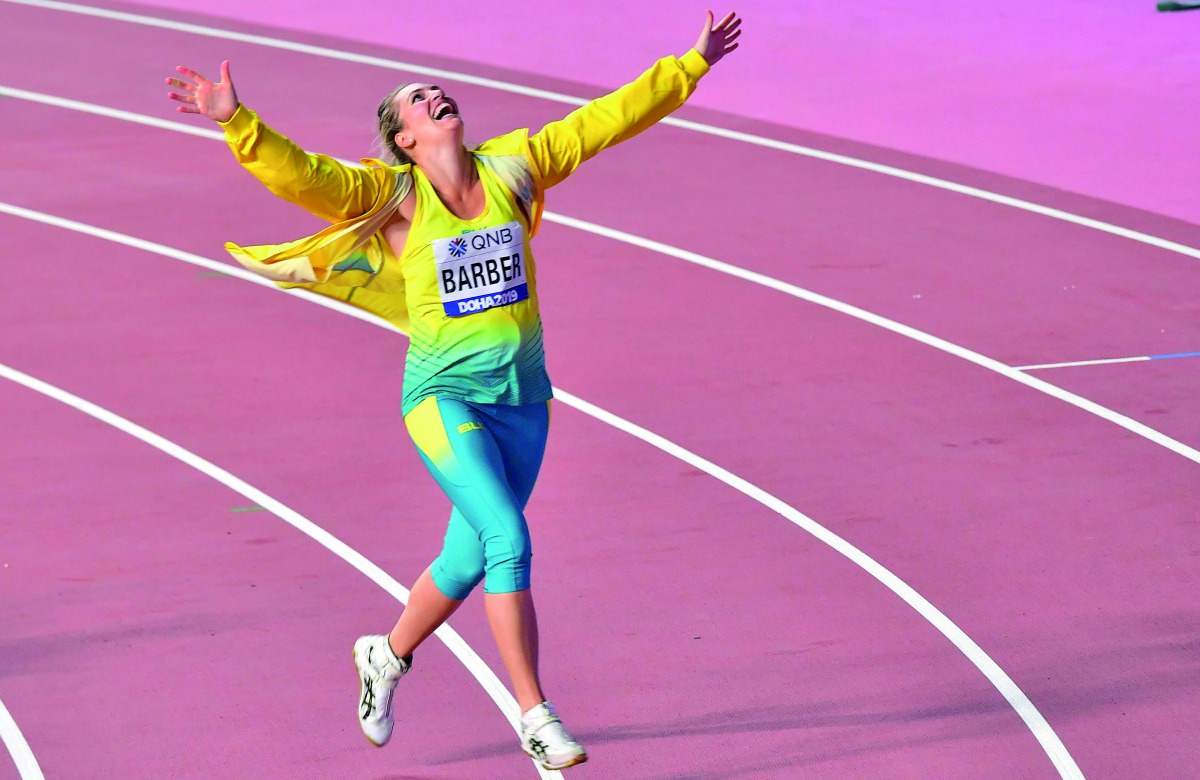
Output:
[432, 221, 527, 317]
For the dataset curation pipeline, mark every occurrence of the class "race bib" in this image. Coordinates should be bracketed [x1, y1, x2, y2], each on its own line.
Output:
[432, 221, 527, 317]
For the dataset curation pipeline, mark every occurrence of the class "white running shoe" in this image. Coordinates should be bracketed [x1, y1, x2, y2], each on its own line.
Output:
[520, 701, 588, 770]
[352, 635, 411, 747]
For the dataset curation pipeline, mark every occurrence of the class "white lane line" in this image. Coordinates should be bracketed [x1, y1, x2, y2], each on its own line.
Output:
[542, 216, 1200, 468]
[4, 0, 592, 105]
[557, 390, 1085, 775]
[7, 86, 1199, 475]
[7, 0, 1200, 264]
[0, 698, 43, 780]
[1018, 350, 1200, 371]
[0, 362, 552, 780]
[0, 203, 1083, 779]
[662, 118, 1200, 263]
[0, 85, 224, 140]
[1017, 356, 1151, 371]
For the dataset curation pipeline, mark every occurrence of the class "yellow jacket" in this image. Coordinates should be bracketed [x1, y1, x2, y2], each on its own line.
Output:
[219, 49, 710, 333]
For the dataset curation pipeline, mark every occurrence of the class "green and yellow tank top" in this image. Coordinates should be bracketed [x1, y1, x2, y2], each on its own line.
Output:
[397, 158, 552, 415]
[221, 52, 710, 417]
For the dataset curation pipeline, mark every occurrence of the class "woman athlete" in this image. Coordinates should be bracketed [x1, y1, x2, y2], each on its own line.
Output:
[167, 10, 741, 772]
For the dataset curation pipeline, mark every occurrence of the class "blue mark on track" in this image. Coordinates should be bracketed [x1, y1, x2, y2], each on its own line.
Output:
[1148, 351, 1200, 361]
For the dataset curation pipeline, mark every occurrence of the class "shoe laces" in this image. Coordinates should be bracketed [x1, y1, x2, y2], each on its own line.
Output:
[523, 703, 579, 751]
[365, 638, 409, 681]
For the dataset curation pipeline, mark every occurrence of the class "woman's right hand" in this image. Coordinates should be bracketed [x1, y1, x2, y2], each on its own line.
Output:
[166, 60, 239, 123]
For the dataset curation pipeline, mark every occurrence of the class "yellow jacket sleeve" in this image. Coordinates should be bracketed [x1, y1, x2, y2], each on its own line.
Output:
[219, 103, 385, 223]
[527, 49, 710, 190]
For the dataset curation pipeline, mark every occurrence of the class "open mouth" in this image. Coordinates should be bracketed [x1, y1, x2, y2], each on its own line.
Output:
[432, 100, 458, 121]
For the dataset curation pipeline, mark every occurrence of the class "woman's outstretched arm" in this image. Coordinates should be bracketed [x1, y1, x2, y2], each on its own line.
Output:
[166, 61, 385, 223]
[526, 10, 742, 190]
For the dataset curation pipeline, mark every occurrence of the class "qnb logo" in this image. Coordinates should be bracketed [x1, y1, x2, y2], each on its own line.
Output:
[447, 237, 468, 258]
[468, 226, 514, 251]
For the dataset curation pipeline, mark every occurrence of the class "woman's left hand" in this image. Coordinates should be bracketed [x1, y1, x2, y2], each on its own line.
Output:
[694, 10, 742, 66]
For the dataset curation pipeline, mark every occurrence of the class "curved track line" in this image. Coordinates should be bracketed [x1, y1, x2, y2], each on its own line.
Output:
[0, 362, 552, 780]
[0, 202, 1083, 778]
[5, 85, 1196, 472]
[5, 0, 1200, 264]
[0, 697, 43, 780]
[544, 215, 1200, 468]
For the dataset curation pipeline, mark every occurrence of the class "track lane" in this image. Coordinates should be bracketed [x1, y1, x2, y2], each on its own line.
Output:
[2, 6, 1200, 453]
[0, 198, 1064, 776]
[4, 84, 1197, 469]
[2, 4, 1196, 777]
[1020, 359, 1200, 455]
[2, 0, 1198, 374]
[0, 375, 538, 778]
[0, 37, 1180, 777]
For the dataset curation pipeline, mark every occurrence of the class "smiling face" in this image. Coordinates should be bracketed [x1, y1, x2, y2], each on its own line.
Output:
[391, 83, 463, 159]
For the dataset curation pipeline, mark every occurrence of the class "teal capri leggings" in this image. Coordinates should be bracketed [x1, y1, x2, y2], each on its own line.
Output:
[404, 396, 549, 600]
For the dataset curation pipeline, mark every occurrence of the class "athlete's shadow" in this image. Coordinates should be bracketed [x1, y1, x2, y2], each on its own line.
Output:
[428, 608, 1200, 777]
[0, 612, 252, 678]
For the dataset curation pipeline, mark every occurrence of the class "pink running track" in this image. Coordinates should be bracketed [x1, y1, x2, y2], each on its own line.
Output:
[1, 2, 1198, 778]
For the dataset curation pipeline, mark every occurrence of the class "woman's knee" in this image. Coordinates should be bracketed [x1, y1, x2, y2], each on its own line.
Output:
[431, 550, 485, 600]
[481, 524, 532, 593]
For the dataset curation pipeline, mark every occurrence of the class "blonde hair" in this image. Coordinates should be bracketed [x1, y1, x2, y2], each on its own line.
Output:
[376, 84, 414, 165]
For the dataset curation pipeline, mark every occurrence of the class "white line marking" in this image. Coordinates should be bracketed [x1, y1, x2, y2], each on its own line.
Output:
[0, 85, 225, 140]
[557, 390, 1083, 777]
[1017, 356, 1151, 371]
[6, 86, 1198, 476]
[5, 0, 1200, 265]
[0, 361, 552, 780]
[543, 216, 1200, 470]
[0, 203, 1083, 778]
[661, 115, 1200, 263]
[5, 0, 593, 105]
[0, 698, 44, 780]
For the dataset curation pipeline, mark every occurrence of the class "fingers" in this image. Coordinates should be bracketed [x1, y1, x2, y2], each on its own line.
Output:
[697, 9, 745, 66]
[175, 65, 208, 85]
[166, 91, 196, 105]
[175, 104, 201, 114]
[716, 12, 741, 53]
[220, 60, 232, 84]
[164, 76, 195, 91]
